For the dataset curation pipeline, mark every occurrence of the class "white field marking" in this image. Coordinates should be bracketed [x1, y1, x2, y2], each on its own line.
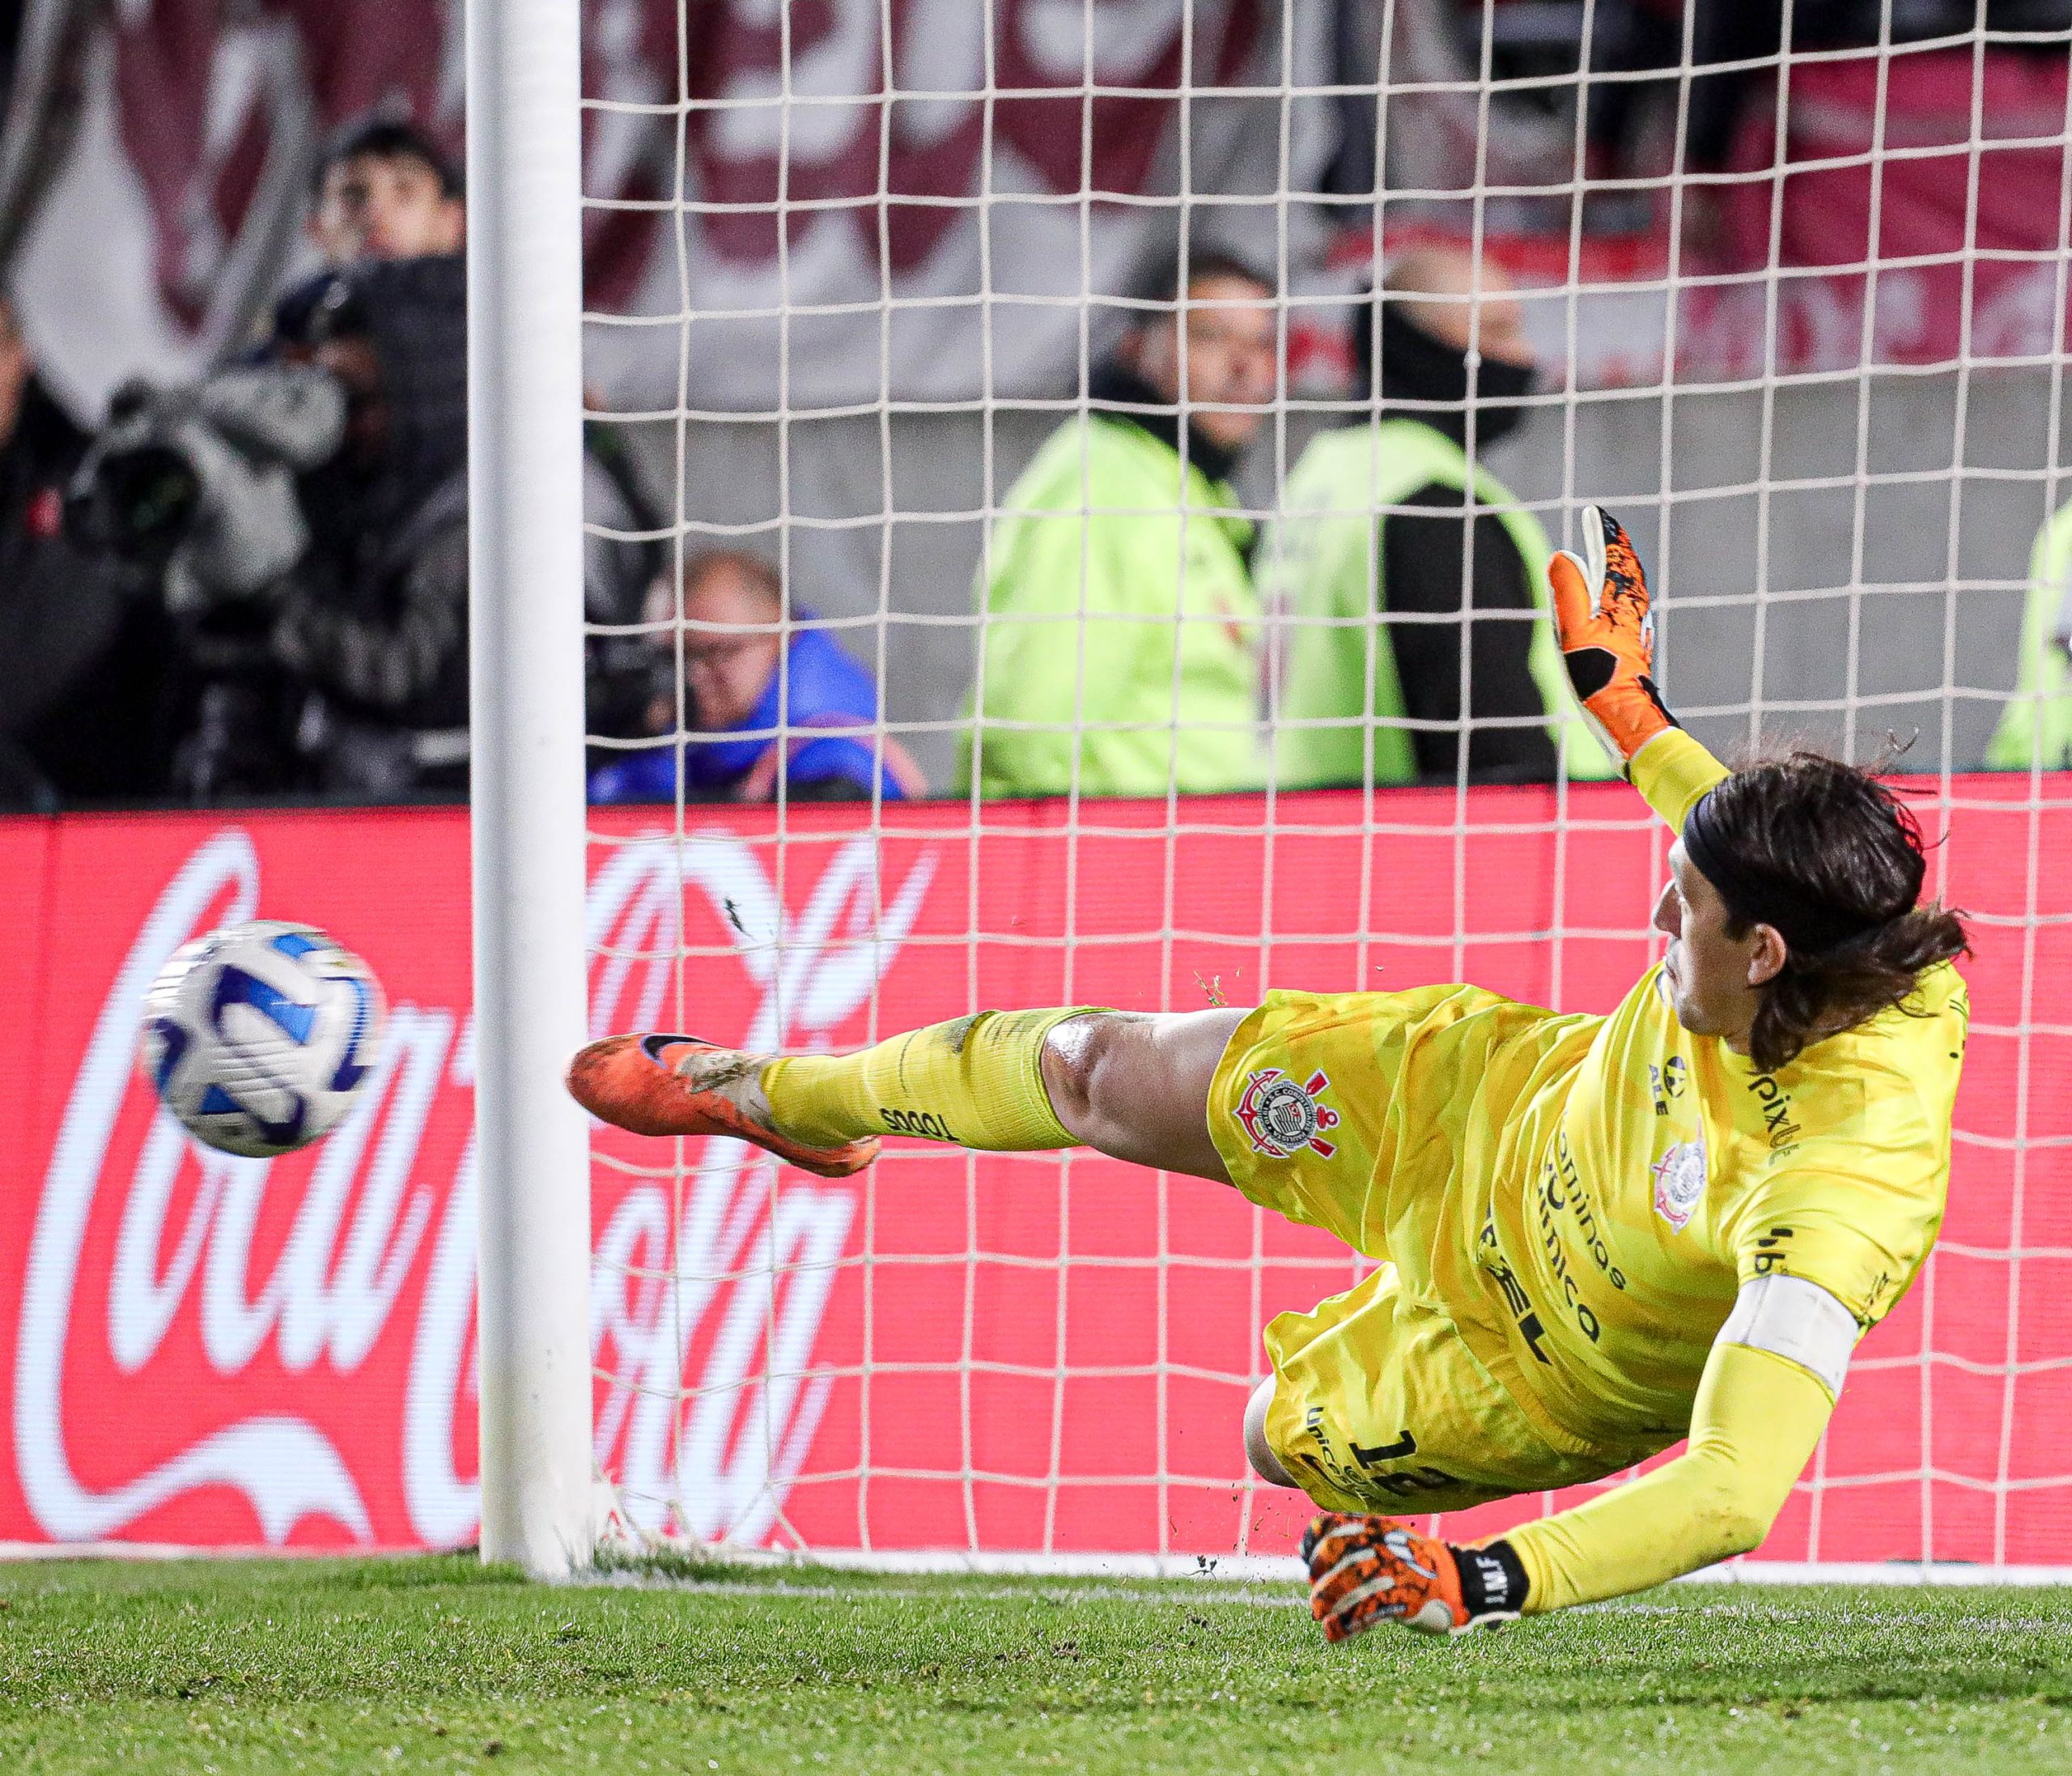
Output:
[0, 1540, 326, 1562]
[5, 1540, 2072, 1596]
[656, 1548, 1311, 1583]
[592, 1544, 2072, 1586]
[581, 1572, 1311, 1609]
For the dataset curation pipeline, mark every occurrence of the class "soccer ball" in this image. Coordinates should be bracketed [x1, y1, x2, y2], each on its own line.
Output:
[138, 919, 386, 1158]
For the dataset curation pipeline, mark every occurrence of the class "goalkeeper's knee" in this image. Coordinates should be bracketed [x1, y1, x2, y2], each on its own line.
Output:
[1244, 1378, 1299, 1489]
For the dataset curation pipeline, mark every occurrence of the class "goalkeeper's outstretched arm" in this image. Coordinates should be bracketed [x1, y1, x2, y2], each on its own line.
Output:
[1304, 1278, 1853, 1638]
[1501, 1294, 1843, 1611]
[1544, 503, 1731, 826]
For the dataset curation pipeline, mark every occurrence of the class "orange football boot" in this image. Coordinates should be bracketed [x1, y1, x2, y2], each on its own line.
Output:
[565, 1035, 880, 1179]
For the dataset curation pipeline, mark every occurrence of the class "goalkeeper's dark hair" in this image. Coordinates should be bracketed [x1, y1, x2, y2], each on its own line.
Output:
[1697, 752, 1969, 1073]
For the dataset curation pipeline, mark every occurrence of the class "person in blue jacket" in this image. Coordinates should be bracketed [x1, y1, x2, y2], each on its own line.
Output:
[588, 549, 924, 805]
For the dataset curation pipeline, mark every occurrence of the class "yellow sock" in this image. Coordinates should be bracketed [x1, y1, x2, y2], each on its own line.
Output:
[760, 1008, 1099, 1150]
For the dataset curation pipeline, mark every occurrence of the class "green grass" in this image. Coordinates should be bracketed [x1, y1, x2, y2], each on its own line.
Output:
[3, 1556, 2070, 1774]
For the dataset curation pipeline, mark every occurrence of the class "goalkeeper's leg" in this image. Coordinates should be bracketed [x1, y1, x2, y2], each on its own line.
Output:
[566, 1007, 1247, 1183]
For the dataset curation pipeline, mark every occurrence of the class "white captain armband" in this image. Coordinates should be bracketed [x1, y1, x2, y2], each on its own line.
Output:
[1717, 1273, 1860, 1397]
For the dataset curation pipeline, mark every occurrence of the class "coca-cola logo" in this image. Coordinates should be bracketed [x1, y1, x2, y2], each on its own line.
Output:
[15, 823, 935, 1549]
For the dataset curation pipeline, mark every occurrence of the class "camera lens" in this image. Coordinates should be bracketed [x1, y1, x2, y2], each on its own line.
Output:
[96, 444, 203, 560]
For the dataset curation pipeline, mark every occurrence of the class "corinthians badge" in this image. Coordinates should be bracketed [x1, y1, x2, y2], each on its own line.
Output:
[1650, 1137, 1708, 1232]
[1233, 1067, 1341, 1159]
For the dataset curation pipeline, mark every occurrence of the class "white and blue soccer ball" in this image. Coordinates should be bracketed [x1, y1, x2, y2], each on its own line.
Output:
[138, 919, 386, 1158]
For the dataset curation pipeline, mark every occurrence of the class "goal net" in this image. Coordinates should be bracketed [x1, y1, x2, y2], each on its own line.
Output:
[576, 2, 2072, 1574]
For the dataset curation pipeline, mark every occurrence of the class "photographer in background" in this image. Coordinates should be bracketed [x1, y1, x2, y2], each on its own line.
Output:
[0, 295, 168, 809]
[589, 550, 925, 806]
[69, 253, 469, 801]
[279, 117, 661, 784]
[275, 253, 470, 795]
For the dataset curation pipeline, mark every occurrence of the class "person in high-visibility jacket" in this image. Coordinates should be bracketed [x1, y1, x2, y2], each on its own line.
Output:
[1263, 249, 1616, 788]
[960, 251, 1276, 800]
[1986, 494, 2072, 771]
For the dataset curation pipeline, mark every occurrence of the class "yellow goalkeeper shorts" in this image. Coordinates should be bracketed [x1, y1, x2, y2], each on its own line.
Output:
[1250, 1263, 1613, 1514]
[1208, 987, 1613, 1515]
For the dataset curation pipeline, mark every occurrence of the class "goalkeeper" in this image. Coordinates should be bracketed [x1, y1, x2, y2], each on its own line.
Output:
[569, 509, 1969, 1639]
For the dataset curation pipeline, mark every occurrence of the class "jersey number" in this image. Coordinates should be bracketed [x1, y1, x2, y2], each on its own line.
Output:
[1351, 1430, 1418, 1467]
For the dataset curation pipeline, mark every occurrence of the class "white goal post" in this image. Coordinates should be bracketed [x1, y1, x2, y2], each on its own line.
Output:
[465, 2, 2072, 1580]
[467, 0, 595, 1576]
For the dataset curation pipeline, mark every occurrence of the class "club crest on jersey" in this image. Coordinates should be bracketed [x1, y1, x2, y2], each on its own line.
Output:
[1233, 1068, 1340, 1159]
[1650, 1137, 1708, 1232]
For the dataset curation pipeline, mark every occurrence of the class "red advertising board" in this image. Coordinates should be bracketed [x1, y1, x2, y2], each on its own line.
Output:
[3, 783, 2070, 1565]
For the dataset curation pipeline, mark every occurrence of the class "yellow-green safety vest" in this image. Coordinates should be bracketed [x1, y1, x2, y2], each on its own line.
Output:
[1260, 420, 1616, 787]
[959, 414, 1263, 799]
[1986, 496, 2072, 771]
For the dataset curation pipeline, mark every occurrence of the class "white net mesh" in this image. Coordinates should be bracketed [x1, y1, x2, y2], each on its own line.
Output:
[578, 2, 2072, 1569]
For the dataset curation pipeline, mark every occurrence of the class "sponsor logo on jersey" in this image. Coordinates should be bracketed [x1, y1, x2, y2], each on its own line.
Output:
[1477, 1219, 1554, 1364]
[1747, 1073, 1803, 1155]
[1751, 1224, 1796, 1275]
[1232, 1067, 1340, 1160]
[1648, 1056, 1690, 1116]
[1650, 1137, 1709, 1231]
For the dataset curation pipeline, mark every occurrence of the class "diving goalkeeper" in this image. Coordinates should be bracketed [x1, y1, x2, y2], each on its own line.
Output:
[568, 509, 1969, 1640]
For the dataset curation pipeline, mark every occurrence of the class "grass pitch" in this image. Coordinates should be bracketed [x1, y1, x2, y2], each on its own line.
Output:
[2, 1556, 2070, 1774]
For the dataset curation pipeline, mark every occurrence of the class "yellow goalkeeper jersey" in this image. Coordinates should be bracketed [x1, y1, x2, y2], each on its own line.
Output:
[1445, 731, 1968, 1455]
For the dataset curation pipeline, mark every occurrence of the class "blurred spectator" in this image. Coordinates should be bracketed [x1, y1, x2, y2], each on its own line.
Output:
[0, 295, 169, 809]
[588, 550, 924, 805]
[272, 118, 669, 763]
[47, 109, 475, 803]
[71, 253, 473, 800]
[270, 119, 466, 349]
[1263, 249, 1614, 788]
[962, 250, 1276, 799]
[312, 118, 465, 263]
[1987, 495, 2072, 771]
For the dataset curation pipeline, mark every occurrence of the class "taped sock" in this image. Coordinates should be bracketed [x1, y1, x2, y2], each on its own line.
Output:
[760, 1008, 1100, 1151]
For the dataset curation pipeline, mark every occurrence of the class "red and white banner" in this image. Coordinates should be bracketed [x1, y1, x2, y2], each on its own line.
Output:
[1325, 49, 2072, 394]
[3, 783, 2070, 1565]
[1697, 47, 2072, 378]
[8, 0, 1296, 418]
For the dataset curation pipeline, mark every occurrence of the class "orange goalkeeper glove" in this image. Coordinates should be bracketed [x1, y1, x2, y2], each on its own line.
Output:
[1546, 504, 1679, 767]
[1302, 1513, 1527, 1642]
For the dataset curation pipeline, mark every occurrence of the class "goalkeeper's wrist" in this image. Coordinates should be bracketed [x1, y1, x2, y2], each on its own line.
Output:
[1451, 1538, 1530, 1621]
